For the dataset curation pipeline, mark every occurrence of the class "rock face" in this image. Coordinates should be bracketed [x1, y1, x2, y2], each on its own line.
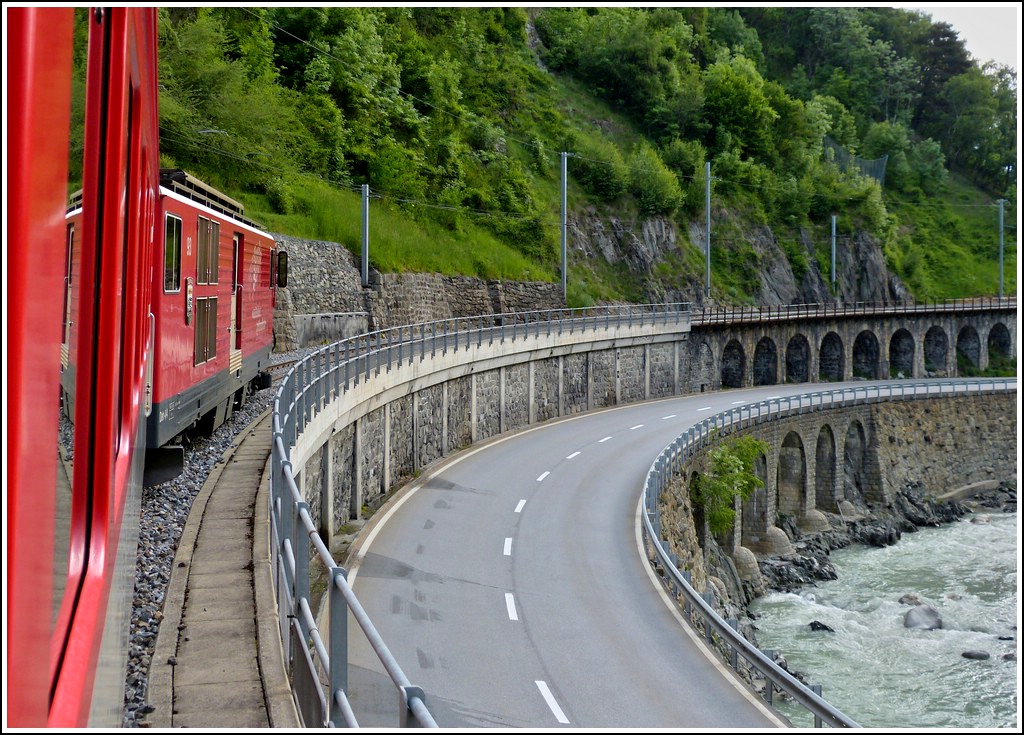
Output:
[272, 234, 564, 349]
[755, 485, 971, 592]
[571, 209, 908, 307]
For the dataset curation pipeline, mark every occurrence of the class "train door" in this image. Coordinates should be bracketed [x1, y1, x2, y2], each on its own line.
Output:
[230, 233, 243, 374]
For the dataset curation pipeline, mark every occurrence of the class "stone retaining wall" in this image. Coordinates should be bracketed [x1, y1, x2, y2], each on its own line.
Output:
[272, 234, 564, 350]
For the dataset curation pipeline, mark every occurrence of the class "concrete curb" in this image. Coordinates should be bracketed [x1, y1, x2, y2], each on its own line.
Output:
[148, 423, 240, 728]
[147, 407, 301, 728]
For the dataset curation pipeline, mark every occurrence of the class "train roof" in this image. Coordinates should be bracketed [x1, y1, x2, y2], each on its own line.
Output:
[159, 169, 266, 231]
[67, 170, 268, 232]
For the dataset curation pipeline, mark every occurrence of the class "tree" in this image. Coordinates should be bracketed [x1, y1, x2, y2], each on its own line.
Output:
[693, 435, 769, 536]
[702, 55, 778, 160]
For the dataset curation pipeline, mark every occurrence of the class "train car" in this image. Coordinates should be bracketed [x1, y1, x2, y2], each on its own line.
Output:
[7, 6, 160, 727]
[65, 170, 285, 485]
[145, 169, 283, 483]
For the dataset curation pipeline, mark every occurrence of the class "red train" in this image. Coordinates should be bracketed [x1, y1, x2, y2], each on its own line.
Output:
[64, 169, 284, 484]
[7, 7, 284, 726]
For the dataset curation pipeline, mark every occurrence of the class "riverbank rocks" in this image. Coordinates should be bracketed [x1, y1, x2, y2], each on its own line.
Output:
[904, 605, 942, 630]
[961, 650, 991, 660]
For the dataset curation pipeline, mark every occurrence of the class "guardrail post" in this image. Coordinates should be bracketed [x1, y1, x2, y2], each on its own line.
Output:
[763, 650, 775, 706]
[375, 331, 382, 375]
[300, 361, 310, 427]
[315, 350, 323, 412]
[727, 619, 739, 670]
[329, 567, 349, 726]
[332, 342, 341, 400]
[344, 341, 352, 389]
[399, 686, 426, 728]
[811, 684, 823, 727]
[295, 502, 311, 608]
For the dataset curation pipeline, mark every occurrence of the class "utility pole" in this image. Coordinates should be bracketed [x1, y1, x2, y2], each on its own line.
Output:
[705, 161, 711, 300]
[561, 151, 568, 302]
[998, 199, 1005, 299]
[831, 214, 837, 293]
[361, 184, 370, 287]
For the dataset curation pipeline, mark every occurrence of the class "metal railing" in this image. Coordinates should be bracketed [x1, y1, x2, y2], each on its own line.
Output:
[692, 296, 1016, 326]
[270, 299, 1014, 727]
[270, 303, 690, 726]
[640, 378, 1016, 729]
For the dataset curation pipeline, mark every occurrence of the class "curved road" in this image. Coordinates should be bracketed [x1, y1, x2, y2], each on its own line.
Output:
[345, 382, 883, 727]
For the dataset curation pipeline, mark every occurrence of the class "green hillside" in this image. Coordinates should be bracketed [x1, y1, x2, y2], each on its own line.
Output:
[70, 7, 1018, 305]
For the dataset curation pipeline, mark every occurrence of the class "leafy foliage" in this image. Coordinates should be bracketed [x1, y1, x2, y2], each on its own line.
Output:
[62, 6, 1014, 305]
[693, 435, 770, 536]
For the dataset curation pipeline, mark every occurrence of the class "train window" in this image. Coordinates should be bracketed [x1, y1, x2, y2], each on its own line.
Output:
[196, 216, 220, 285]
[193, 297, 218, 365]
[196, 217, 209, 284]
[276, 250, 289, 288]
[164, 214, 182, 292]
[209, 220, 220, 283]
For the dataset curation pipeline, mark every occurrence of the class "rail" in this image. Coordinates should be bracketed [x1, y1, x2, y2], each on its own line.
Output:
[692, 296, 1016, 326]
[270, 298, 1014, 727]
[640, 378, 1017, 729]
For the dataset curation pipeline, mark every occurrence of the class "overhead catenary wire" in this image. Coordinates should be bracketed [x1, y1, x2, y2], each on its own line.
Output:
[163, 11, 1013, 243]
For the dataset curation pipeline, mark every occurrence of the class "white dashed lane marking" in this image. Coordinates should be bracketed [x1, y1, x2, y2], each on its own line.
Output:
[535, 681, 570, 724]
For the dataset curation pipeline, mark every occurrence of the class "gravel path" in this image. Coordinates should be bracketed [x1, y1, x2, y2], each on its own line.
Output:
[123, 348, 317, 727]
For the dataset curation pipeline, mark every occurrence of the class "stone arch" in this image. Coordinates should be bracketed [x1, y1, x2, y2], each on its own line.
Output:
[815, 425, 837, 512]
[889, 328, 915, 378]
[753, 337, 778, 386]
[843, 420, 869, 509]
[987, 322, 1011, 365]
[741, 452, 770, 550]
[819, 332, 844, 382]
[785, 334, 811, 383]
[852, 330, 880, 379]
[693, 340, 715, 392]
[924, 326, 948, 375]
[721, 339, 745, 388]
[956, 326, 981, 373]
[777, 432, 806, 520]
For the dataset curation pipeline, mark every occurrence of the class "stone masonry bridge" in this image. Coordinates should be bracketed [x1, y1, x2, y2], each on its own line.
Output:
[691, 301, 1016, 389]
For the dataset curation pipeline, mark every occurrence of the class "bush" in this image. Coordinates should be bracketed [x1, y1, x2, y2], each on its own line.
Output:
[628, 142, 683, 216]
[571, 135, 628, 201]
[694, 435, 769, 536]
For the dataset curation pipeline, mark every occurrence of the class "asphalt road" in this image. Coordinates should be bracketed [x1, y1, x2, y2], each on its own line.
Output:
[345, 383, 897, 727]
[343, 378, 1014, 727]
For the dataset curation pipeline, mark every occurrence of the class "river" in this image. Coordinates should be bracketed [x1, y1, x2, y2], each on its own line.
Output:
[748, 511, 1018, 729]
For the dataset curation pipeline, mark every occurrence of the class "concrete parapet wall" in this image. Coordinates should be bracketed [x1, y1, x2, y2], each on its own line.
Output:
[290, 318, 692, 543]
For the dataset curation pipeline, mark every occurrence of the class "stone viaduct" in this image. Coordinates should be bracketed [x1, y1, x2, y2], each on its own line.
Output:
[284, 301, 1016, 562]
[691, 302, 1015, 389]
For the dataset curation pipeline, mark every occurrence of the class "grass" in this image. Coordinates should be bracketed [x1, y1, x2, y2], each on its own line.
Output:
[243, 176, 556, 282]
[885, 175, 1017, 301]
